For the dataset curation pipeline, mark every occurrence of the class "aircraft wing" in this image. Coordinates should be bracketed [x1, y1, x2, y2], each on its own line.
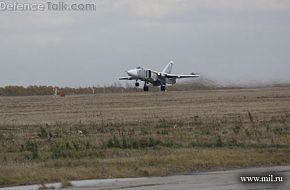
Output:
[119, 76, 134, 80]
[165, 74, 200, 79]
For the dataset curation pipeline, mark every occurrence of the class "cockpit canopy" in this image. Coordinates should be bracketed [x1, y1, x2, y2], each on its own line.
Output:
[136, 66, 143, 69]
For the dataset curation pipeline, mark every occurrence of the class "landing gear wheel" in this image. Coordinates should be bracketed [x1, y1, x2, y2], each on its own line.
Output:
[135, 80, 140, 87]
[143, 86, 149, 92]
[161, 85, 166, 91]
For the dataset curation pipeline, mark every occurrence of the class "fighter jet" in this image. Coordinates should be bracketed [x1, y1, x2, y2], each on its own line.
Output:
[119, 60, 200, 91]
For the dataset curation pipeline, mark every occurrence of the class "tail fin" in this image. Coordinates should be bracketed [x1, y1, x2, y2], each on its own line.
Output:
[162, 60, 174, 74]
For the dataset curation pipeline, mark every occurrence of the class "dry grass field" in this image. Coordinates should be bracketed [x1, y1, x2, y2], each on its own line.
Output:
[0, 86, 290, 187]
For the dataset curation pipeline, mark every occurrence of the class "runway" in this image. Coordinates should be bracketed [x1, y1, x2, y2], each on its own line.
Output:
[2, 165, 289, 190]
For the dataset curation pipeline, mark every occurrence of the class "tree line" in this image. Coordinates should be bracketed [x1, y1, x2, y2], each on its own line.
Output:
[0, 85, 137, 96]
[0, 77, 223, 96]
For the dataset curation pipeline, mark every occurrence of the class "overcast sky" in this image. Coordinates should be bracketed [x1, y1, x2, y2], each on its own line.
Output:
[0, 0, 290, 87]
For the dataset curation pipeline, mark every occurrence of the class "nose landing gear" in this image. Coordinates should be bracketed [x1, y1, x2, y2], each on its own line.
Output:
[161, 85, 166, 92]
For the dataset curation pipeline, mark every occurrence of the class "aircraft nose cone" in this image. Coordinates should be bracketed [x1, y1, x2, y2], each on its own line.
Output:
[127, 69, 137, 77]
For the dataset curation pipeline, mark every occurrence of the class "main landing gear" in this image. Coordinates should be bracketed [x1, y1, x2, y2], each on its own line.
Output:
[135, 80, 149, 92]
[143, 83, 166, 92]
[139, 81, 166, 92]
[143, 82, 149, 92]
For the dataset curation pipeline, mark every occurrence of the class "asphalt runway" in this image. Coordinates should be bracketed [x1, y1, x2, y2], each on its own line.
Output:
[2, 165, 289, 190]
[69, 166, 290, 190]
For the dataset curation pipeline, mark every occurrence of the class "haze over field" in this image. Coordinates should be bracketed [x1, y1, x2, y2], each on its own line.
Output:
[0, 0, 290, 87]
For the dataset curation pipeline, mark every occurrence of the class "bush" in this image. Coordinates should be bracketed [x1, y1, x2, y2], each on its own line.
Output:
[104, 136, 161, 149]
[233, 125, 241, 134]
[156, 119, 171, 129]
[24, 140, 39, 160]
[0, 176, 11, 186]
[38, 126, 52, 139]
[190, 135, 224, 148]
[51, 142, 70, 158]
[157, 130, 169, 135]
[61, 178, 72, 188]
[50, 138, 91, 158]
[215, 135, 223, 147]
[161, 140, 181, 148]
[106, 135, 121, 148]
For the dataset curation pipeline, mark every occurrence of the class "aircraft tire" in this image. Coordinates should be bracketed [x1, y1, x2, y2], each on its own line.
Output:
[143, 86, 149, 92]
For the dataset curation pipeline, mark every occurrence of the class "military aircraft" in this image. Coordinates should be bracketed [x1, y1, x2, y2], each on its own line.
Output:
[119, 60, 200, 91]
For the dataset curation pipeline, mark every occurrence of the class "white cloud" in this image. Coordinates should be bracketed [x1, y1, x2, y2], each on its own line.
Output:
[0, 34, 64, 46]
[102, 0, 290, 19]
[193, 0, 290, 12]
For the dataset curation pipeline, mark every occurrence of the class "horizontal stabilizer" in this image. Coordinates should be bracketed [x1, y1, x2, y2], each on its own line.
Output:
[165, 74, 200, 79]
[119, 76, 133, 80]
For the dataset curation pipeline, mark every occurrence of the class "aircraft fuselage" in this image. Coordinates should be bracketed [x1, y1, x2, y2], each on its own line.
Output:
[127, 68, 176, 86]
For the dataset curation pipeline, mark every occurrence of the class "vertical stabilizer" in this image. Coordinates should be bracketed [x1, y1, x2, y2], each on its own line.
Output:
[162, 60, 174, 74]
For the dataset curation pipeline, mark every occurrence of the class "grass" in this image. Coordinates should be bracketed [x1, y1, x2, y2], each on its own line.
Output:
[0, 87, 290, 187]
